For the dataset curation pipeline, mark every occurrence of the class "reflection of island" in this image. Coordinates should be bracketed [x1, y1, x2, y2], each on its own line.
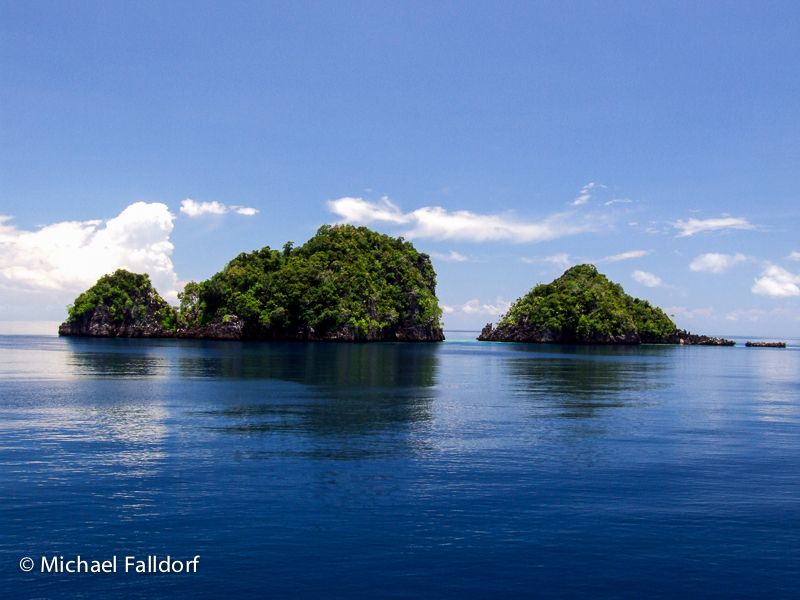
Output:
[59, 225, 444, 342]
[184, 343, 441, 457]
[479, 265, 734, 346]
[503, 348, 671, 422]
[64, 338, 440, 458]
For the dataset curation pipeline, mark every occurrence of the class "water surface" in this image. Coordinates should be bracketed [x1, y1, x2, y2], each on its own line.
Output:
[2, 334, 799, 598]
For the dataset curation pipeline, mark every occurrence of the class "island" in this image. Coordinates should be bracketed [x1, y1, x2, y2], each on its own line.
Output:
[59, 225, 445, 342]
[478, 264, 734, 346]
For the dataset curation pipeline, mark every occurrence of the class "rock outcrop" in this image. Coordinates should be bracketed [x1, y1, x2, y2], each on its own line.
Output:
[745, 341, 786, 348]
[58, 271, 177, 338]
[477, 321, 642, 344]
[478, 322, 735, 346]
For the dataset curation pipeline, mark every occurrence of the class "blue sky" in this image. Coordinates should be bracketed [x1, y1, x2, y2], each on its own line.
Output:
[2, 1, 799, 336]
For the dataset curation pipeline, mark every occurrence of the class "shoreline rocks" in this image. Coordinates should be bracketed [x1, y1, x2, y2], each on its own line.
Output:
[477, 323, 735, 346]
[745, 341, 786, 348]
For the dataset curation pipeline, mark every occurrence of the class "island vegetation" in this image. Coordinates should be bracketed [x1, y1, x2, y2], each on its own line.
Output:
[478, 264, 734, 345]
[59, 224, 445, 342]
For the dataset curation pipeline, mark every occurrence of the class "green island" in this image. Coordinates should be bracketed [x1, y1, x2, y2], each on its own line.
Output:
[59, 229, 733, 345]
[59, 224, 445, 342]
[477, 264, 734, 345]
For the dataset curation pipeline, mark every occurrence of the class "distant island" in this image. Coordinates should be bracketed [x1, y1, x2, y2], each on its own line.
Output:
[59, 225, 445, 342]
[478, 264, 734, 346]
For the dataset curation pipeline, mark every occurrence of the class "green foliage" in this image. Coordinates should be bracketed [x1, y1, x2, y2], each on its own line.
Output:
[181, 224, 443, 338]
[66, 269, 177, 330]
[499, 264, 677, 341]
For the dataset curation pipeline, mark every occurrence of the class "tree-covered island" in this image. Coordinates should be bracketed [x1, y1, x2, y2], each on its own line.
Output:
[478, 264, 734, 345]
[59, 224, 445, 342]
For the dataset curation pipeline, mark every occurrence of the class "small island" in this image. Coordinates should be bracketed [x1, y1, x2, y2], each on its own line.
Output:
[59, 225, 445, 342]
[478, 264, 734, 346]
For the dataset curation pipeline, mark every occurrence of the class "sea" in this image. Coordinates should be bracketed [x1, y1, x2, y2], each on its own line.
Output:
[1, 331, 799, 599]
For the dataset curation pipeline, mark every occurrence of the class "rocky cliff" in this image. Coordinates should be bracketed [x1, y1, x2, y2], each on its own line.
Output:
[58, 270, 177, 338]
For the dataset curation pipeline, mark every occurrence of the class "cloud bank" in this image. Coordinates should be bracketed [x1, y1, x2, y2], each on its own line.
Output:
[632, 270, 666, 288]
[0, 202, 180, 301]
[689, 253, 748, 273]
[600, 250, 650, 262]
[441, 298, 512, 317]
[751, 265, 800, 297]
[328, 197, 599, 243]
[429, 250, 468, 262]
[180, 198, 258, 217]
[672, 217, 754, 237]
[571, 182, 605, 206]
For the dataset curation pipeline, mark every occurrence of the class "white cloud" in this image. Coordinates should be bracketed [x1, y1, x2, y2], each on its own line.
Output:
[672, 217, 755, 237]
[180, 198, 258, 217]
[632, 270, 666, 288]
[600, 250, 651, 262]
[787, 251, 800, 261]
[429, 250, 468, 262]
[328, 196, 408, 225]
[440, 298, 512, 317]
[605, 198, 632, 206]
[180, 199, 227, 216]
[327, 197, 600, 243]
[231, 206, 259, 216]
[666, 306, 715, 319]
[0, 202, 180, 301]
[725, 309, 767, 322]
[571, 182, 605, 206]
[689, 253, 748, 274]
[544, 253, 572, 269]
[751, 265, 800, 298]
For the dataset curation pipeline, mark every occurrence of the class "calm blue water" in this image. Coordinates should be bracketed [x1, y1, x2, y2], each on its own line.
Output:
[2, 333, 799, 599]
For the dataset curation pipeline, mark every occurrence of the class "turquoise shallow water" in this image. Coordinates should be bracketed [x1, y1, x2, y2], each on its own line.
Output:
[1, 333, 799, 599]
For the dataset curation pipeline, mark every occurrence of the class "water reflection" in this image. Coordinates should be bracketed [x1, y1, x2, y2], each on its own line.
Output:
[53, 338, 443, 459]
[504, 346, 671, 420]
[189, 344, 441, 458]
[175, 341, 438, 388]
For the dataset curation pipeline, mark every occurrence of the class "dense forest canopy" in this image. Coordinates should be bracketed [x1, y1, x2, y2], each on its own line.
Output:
[67, 270, 177, 330]
[180, 224, 442, 337]
[64, 224, 444, 341]
[498, 264, 677, 341]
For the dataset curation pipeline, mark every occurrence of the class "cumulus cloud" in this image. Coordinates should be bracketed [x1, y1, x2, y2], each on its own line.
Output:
[0, 202, 180, 301]
[604, 198, 632, 206]
[231, 206, 259, 216]
[429, 250, 468, 262]
[666, 306, 715, 319]
[689, 253, 748, 274]
[440, 298, 512, 317]
[600, 250, 651, 262]
[751, 265, 800, 298]
[725, 309, 767, 321]
[632, 270, 666, 288]
[672, 217, 754, 237]
[572, 182, 605, 206]
[788, 251, 800, 261]
[327, 197, 600, 243]
[544, 253, 572, 269]
[180, 198, 258, 217]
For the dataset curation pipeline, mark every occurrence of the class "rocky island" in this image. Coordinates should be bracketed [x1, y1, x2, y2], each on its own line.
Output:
[59, 225, 445, 342]
[478, 264, 734, 346]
